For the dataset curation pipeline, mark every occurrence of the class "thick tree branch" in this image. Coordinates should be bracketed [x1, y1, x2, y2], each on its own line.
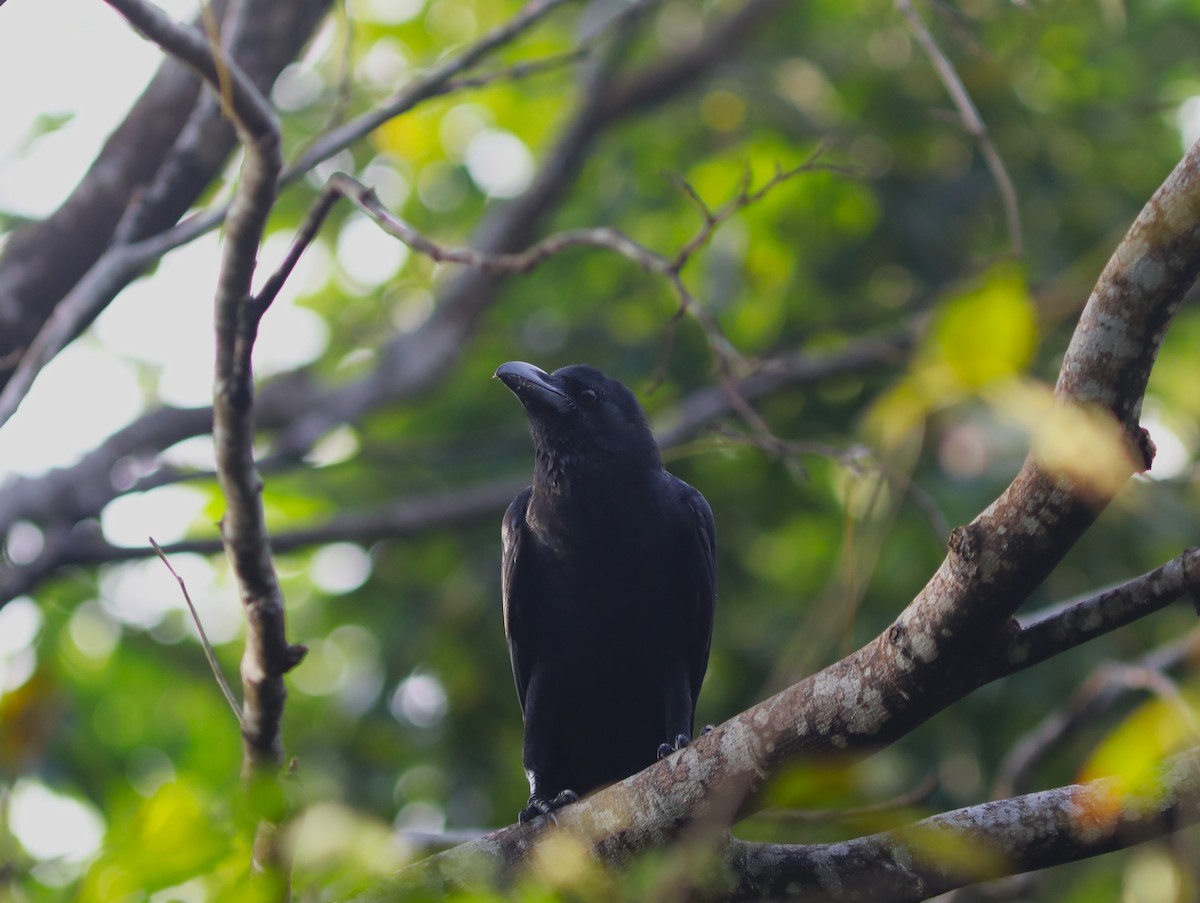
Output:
[368, 748, 1200, 899]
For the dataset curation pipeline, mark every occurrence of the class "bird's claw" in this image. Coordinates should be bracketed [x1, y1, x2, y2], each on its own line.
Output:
[518, 789, 579, 825]
[657, 733, 692, 759]
[657, 725, 715, 759]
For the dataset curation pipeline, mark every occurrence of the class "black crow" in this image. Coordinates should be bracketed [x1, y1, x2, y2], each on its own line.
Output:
[495, 361, 716, 823]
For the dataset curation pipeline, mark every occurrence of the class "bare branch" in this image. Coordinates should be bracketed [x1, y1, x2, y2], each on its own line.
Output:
[283, 0, 585, 181]
[0, 326, 915, 605]
[260, 157, 833, 393]
[1002, 549, 1200, 672]
[0, 0, 330, 396]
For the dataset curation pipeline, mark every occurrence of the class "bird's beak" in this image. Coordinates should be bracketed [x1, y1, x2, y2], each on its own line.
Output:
[495, 361, 574, 415]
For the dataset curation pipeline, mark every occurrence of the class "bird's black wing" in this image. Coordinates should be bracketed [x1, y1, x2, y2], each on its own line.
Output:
[501, 486, 536, 715]
[671, 478, 717, 708]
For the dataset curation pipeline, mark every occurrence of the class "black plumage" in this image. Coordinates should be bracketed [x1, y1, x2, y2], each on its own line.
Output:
[495, 361, 716, 823]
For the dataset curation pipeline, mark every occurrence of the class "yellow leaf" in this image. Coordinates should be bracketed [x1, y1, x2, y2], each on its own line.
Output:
[991, 381, 1140, 501]
[932, 265, 1037, 389]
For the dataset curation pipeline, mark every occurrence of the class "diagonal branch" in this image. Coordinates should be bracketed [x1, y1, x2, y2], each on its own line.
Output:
[0, 0, 579, 427]
[1002, 548, 1200, 673]
[996, 628, 1200, 798]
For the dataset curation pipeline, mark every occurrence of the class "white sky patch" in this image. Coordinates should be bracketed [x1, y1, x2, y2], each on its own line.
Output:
[273, 62, 327, 113]
[68, 601, 122, 664]
[440, 104, 492, 160]
[100, 484, 209, 548]
[355, 36, 411, 90]
[351, 0, 426, 24]
[5, 521, 45, 566]
[252, 233, 332, 375]
[310, 542, 373, 594]
[160, 436, 218, 472]
[0, 0, 199, 216]
[0, 341, 144, 477]
[464, 129, 535, 198]
[256, 301, 330, 377]
[306, 424, 361, 468]
[0, 597, 42, 658]
[336, 215, 410, 288]
[99, 560, 181, 630]
[93, 233, 222, 407]
[9, 779, 105, 864]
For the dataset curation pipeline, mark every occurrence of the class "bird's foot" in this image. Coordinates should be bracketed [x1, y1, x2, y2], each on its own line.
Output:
[657, 733, 691, 759]
[657, 725, 715, 759]
[518, 789, 579, 825]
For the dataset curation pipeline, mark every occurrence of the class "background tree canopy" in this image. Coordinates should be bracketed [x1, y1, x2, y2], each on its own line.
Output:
[1, 0, 1198, 899]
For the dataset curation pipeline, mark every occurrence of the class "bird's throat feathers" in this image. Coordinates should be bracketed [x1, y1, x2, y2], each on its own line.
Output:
[530, 430, 661, 502]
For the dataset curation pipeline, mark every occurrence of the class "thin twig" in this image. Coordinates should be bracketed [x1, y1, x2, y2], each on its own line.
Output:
[150, 537, 244, 726]
[897, 0, 1023, 257]
[259, 158, 842, 395]
[994, 627, 1200, 797]
[707, 425, 951, 542]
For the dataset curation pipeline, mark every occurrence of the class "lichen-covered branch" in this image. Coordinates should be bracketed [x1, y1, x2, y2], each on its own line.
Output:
[1003, 549, 1200, 672]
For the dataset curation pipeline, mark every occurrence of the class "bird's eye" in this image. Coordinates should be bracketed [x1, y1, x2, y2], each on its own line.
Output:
[578, 388, 599, 406]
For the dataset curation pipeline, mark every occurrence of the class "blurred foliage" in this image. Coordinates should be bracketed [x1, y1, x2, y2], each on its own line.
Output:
[3, 0, 1200, 899]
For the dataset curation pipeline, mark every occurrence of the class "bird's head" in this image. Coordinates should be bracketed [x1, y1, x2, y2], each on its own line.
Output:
[495, 361, 662, 481]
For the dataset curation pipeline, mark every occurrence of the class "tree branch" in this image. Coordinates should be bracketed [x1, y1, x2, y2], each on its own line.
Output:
[1002, 548, 1200, 673]
[995, 628, 1200, 800]
[723, 745, 1200, 901]
[104, 0, 304, 881]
